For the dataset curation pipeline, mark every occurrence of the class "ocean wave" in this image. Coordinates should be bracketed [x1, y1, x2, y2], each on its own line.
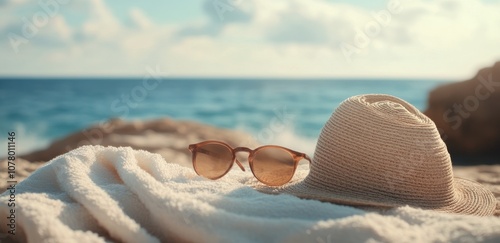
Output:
[0, 123, 50, 158]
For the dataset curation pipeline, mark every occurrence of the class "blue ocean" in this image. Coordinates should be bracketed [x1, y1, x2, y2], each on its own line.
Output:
[0, 78, 449, 157]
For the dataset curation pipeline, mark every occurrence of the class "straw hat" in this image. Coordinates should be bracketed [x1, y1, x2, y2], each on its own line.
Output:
[256, 94, 496, 216]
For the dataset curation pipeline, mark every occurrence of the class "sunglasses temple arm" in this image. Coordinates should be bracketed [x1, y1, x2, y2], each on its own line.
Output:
[235, 159, 246, 171]
[304, 154, 312, 164]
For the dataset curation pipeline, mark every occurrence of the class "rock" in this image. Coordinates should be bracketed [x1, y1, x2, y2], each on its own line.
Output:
[424, 61, 500, 157]
[17, 117, 259, 167]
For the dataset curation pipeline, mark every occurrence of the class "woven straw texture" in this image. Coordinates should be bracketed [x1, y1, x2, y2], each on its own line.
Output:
[256, 94, 496, 216]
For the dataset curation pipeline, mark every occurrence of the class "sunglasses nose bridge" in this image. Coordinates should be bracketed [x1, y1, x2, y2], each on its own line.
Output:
[232, 147, 253, 171]
[234, 147, 252, 153]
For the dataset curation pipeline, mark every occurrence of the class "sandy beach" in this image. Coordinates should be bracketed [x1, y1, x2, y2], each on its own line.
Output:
[1, 118, 499, 216]
[0, 116, 499, 243]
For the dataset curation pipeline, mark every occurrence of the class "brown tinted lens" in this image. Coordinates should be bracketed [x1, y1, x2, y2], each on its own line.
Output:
[194, 143, 234, 179]
[252, 147, 295, 186]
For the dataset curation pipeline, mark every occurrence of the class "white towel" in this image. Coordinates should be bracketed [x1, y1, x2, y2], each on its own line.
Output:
[0, 146, 499, 242]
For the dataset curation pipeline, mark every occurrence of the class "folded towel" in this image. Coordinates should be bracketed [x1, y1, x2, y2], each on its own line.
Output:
[1, 146, 499, 242]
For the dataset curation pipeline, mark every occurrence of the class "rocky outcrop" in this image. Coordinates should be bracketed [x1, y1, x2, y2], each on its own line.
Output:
[18, 118, 258, 167]
[424, 62, 500, 156]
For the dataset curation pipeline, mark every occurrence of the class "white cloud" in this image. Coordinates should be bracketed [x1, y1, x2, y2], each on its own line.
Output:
[0, 0, 499, 78]
[161, 0, 500, 78]
[81, 0, 121, 41]
[35, 15, 72, 45]
[129, 8, 153, 30]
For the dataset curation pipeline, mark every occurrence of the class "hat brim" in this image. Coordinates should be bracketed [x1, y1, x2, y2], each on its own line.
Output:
[252, 170, 496, 216]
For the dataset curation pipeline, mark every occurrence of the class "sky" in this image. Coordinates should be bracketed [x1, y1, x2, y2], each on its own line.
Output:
[0, 0, 499, 79]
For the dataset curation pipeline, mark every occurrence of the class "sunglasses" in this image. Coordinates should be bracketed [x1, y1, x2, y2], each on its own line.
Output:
[188, 140, 311, 186]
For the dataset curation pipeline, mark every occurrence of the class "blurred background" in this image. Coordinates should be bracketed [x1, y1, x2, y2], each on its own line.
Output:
[0, 0, 499, 163]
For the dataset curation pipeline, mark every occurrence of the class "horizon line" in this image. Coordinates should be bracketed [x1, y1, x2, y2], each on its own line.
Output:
[0, 76, 455, 82]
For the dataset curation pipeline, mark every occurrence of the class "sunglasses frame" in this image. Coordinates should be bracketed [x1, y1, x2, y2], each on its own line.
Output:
[188, 140, 312, 186]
